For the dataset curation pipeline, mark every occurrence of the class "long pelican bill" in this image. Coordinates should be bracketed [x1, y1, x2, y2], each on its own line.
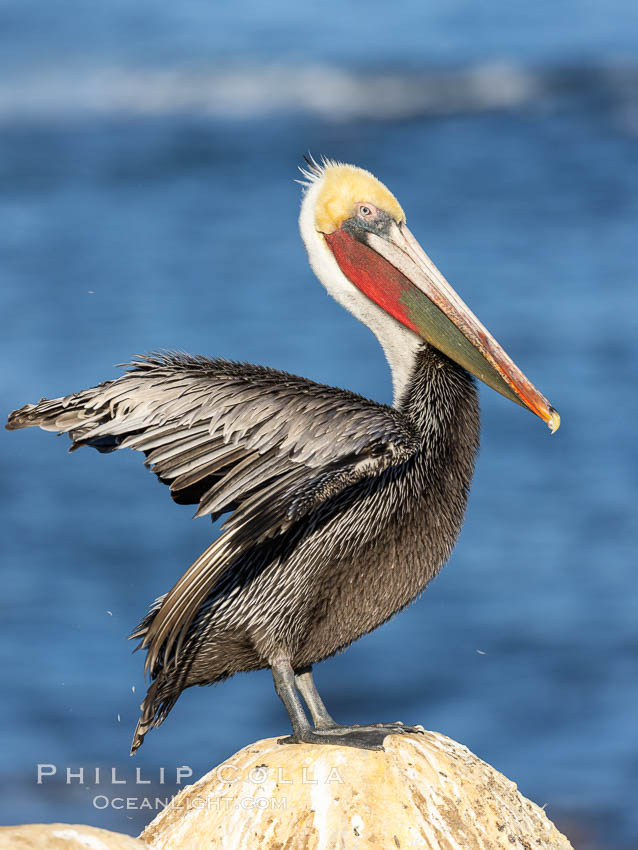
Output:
[325, 219, 559, 433]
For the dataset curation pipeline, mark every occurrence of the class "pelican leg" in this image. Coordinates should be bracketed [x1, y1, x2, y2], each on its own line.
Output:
[271, 657, 311, 738]
[294, 666, 338, 730]
[272, 659, 420, 750]
[295, 665, 424, 736]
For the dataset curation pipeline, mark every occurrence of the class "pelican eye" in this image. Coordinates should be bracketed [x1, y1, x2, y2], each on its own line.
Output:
[357, 203, 378, 219]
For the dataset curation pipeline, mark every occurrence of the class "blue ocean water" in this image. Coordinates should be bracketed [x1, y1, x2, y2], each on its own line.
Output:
[1, 2, 637, 848]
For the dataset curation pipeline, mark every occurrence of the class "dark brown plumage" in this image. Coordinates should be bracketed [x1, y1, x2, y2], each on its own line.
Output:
[7, 346, 479, 752]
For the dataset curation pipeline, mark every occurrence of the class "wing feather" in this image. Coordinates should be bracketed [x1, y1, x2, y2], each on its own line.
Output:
[169, 446, 245, 494]
[7, 352, 420, 672]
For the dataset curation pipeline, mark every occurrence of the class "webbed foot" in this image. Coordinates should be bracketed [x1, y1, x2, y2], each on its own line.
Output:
[278, 722, 423, 751]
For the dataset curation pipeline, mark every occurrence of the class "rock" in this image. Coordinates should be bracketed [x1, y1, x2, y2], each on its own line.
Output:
[0, 823, 146, 849]
[140, 730, 574, 849]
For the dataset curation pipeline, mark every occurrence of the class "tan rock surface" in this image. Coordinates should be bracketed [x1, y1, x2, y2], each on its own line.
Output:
[140, 730, 574, 850]
[0, 823, 146, 849]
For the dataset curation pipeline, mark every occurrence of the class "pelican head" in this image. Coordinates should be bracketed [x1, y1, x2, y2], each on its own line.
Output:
[299, 157, 559, 432]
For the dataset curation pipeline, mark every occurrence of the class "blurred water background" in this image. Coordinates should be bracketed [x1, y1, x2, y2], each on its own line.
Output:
[1, 1, 637, 847]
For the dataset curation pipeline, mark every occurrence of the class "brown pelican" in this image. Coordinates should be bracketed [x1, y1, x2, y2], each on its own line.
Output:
[7, 158, 559, 752]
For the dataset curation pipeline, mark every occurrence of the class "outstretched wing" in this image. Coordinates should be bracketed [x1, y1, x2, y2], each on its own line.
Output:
[7, 352, 419, 670]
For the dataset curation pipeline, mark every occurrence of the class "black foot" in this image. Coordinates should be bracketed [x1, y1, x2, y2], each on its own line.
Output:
[278, 723, 423, 751]
[349, 721, 425, 734]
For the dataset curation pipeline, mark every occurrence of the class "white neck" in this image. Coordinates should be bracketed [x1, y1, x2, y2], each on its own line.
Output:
[299, 180, 422, 406]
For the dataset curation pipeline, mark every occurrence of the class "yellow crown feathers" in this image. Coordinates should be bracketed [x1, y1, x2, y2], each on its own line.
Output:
[301, 158, 405, 234]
